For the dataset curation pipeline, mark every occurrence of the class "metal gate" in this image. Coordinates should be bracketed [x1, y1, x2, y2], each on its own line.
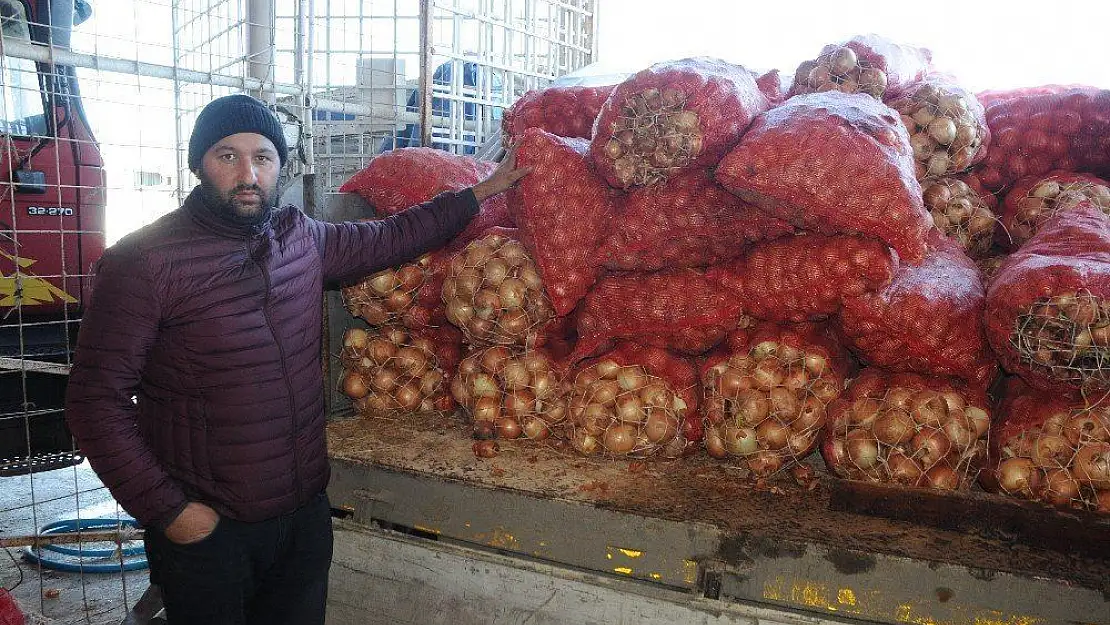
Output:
[0, 1, 595, 621]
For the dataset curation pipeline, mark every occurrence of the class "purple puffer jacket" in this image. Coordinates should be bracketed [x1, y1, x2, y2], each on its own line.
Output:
[66, 187, 478, 529]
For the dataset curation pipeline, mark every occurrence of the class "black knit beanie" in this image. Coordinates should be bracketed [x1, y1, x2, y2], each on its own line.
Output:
[187, 94, 288, 172]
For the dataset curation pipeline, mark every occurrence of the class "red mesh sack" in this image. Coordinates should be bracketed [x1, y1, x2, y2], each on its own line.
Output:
[985, 378, 1110, 512]
[788, 34, 932, 101]
[589, 57, 769, 189]
[711, 234, 898, 323]
[508, 129, 615, 316]
[501, 84, 614, 144]
[888, 77, 990, 181]
[838, 231, 997, 387]
[565, 342, 701, 459]
[595, 169, 794, 272]
[715, 91, 932, 263]
[0, 590, 23, 625]
[984, 203, 1110, 392]
[999, 170, 1110, 250]
[572, 268, 748, 362]
[701, 322, 850, 477]
[976, 86, 1110, 193]
[821, 369, 991, 491]
[338, 147, 513, 240]
[755, 69, 789, 107]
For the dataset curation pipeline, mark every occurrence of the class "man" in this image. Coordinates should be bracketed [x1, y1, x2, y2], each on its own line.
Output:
[65, 93, 529, 625]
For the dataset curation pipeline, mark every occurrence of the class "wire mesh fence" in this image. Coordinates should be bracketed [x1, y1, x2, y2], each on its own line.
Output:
[0, 0, 594, 621]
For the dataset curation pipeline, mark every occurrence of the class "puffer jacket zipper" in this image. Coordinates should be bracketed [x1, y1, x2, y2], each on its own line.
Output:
[252, 234, 303, 501]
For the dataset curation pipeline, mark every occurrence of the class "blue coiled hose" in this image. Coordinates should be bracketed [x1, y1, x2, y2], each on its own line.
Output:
[22, 518, 148, 573]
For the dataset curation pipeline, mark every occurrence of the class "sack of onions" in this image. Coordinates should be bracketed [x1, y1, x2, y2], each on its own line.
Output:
[976, 86, 1110, 193]
[711, 234, 897, 324]
[788, 35, 931, 101]
[595, 169, 794, 272]
[999, 171, 1110, 250]
[838, 231, 997, 388]
[342, 257, 429, 326]
[821, 369, 991, 491]
[508, 129, 617, 316]
[715, 92, 932, 263]
[441, 230, 555, 347]
[985, 204, 1110, 392]
[340, 147, 495, 216]
[921, 177, 997, 258]
[571, 268, 749, 362]
[888, 78, 989, 181]
[565, 342, 700, 459]
[501, 84, 615, 145]
[452, 345, 569, 443]
[338, 325, 451, 415]
[701, 322, 849, 477]
[588, 57, 769, 189]
[986, 378, 1110, 513]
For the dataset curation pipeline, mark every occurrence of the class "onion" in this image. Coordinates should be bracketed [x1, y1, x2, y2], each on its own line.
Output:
[829, 47, 857, 76]
[873, 409, 915, 446]
[1073, 443, 1110, 489]
[384, 327, 408, 345]
[965, 406, 990, 438]
[911, 426, 952, 467]
[394, 346, 429, 375]
[581, 403, 608, 434]
[811, 378, 841, 404]
[498, 307, 532, 337]
[644, 410, 678, 443]
[470, 373, 499, 398]
[483, 258, 510, 285]
[368, 271, 398, 296]
[723, 425, 759, 456]
[342, 372, 369, 399]
[394, 382, 422, 411]
[505, 389, 537, 417]
[769, 387, 799, 420]
[571, 430, 600, 455]
[846, 430, 880, 470]
[385, 289, 412, 312]
[803, 353, 829, 376]
[343, 328, 370, 349]
[367, 338, 396, 366]
[445, 301, 474, 326]
[498, 241, 529, 266]
[419, 370, 443, 396]
[359, 301, 389, 325]
[884, 388, 915, 412]
[825, 438, 848, 470]
[520, 265, 543, 291]
[924, 464, 960, 490]
[1041, 469, 1081, 506]
[466, 241, 497, 266]
[473, 440, 500, 458]
[706, 429, 728, 459]
[458, 356, 480, 376]
[451, 376, 469, 404]
[910, 391, 948, 427]
[615, 394, 645, 423]
[473, 396, 502, 422]
[596, 360, 622, 379]
[940, 391, 966, 415]
[371, 367, 400, 392]
[715, 368, 747, 398]
[756, 419, 790, 451]
[850, 398, 882, 427]
[943, 417, 975, 453]
[588, 379, 620, 405]
[531, 371, 556, 399]
[782, 368, 809, 392]
[396, 264, 424, 291]
[793, 397, 826, 433]
[886, 451, 923, 485]
[473, 289, 501, 318]
[787, 430, 816, 456]
[1064, 413, 1110, 447]
[521, 416, 551, 441]
[640, 382, 672, 408]
[603, 424, 638, 454]
[1030, 434, 1073, 469]
[617, 366, 647, 391]
[480, 346, 512, 374]
[496, 417, 523, 440]
[752, 359, 785, 390]
[998, 457, 1041, 496]
[454, 268, 482, 299]
[497, 278, 527, 309]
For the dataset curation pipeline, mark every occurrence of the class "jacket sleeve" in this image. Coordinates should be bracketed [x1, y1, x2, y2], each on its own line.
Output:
[65, 247, 188, 530]
[310, 188, 480, 284]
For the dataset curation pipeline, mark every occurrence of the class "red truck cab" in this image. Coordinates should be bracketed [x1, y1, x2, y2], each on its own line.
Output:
[1, 0, 104, 362]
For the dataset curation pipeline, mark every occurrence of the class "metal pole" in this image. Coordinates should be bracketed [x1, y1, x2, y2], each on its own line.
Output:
[418, 0, 434, 147]
[247, 0, 275, 103]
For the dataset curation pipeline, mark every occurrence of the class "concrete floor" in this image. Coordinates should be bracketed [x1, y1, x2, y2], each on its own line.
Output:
[1, 461, 149, 624]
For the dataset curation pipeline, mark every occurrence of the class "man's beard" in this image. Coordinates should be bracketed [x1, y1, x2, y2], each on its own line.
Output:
[199, 175, 279, 226]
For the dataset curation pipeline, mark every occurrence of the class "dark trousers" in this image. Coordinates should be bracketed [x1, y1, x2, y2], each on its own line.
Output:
[144, 493, 334, 625]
